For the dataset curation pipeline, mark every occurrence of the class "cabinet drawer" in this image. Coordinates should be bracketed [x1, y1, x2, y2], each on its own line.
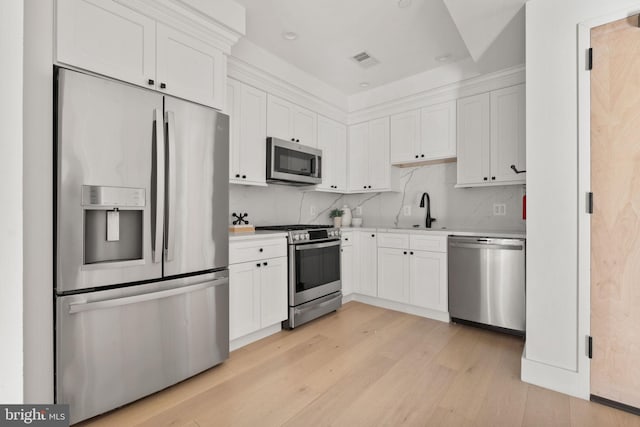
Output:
[341, 232, 354, 246]
[230, 238, 287, 264]
[409, 234, 447, 252]
[377, 232, 410, 249]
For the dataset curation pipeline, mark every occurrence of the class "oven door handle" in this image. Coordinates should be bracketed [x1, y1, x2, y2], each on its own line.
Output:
[295, 240, 341, 251]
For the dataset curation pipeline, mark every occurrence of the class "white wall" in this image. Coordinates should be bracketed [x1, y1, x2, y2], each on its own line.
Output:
[523, 0, 640, 398]
[23, 0, 54, 403]
[0, 0, 24, 404]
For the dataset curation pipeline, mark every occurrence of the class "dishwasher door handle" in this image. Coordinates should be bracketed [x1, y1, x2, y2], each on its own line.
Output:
[449, 242, 524, 251]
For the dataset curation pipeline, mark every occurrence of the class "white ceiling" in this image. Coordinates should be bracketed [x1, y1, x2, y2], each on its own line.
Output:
[234, 0, 472, 94]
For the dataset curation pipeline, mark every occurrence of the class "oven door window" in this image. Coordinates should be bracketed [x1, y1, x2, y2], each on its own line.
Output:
[295, 242, 340, 293]
[274, 146, 317, 177]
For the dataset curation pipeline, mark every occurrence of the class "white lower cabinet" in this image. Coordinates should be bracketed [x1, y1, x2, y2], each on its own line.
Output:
[229, 237, 288, 342]
[376, 233, 448, 313]
[356, 231, 378, 296]
[341, 243, 354, 296]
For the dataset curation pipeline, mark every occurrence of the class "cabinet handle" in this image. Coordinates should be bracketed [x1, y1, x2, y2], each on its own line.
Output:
[345, 238, 349, 241]
[421, 154, 425, 158]
[371, 234, 375, 238]
[410, 251, 414, 255]
[235, 174, 240, 178]
[363, 186, 367, 189]
[296, 139, 300, 142]
[403, 251, 407, 255]
[483, 177, 488, 181]
[259, 248, 263, 252]
[263, 262, 268, 266]
[491, 176, 496, 180]
[368, 185, 372, 189]
[256, 263, 261, 267]
[291, 138, 295, 142]
[242, 175, 247, 179]
[147, 79, 155, 85]
[160, 83, 167, 89]
[415, 155, 419, 159]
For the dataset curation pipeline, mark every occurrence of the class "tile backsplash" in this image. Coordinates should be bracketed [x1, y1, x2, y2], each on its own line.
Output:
[230, 162, 526, 231]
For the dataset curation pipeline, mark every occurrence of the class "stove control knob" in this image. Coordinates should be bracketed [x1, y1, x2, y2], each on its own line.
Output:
[293, 234, 300, 241]
[303, 233, 309, 240]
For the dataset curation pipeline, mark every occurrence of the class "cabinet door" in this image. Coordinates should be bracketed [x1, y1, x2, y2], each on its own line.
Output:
[317, 116, 347, 191]
[237, 83, 267, 185]
[491, 84, 526, 183]
[267, 95, 294, 141]
[227, 79, 241, 183]
[421, 100, 456, 160]
[409, 251, 447, 312]
[348, 123, 370, 191]
[341, 245, 354, 296]
[156, 24, 226, 109]
[292, 106, 317, 147]
[369, 117, 391, 190]
[457, 93, 491, 185]
[229, 262, 261, 340]
[390, 110, 420, 164]
[260, 257, 288, 327]
[377, 248, 410, 303]
[358, 232, 378, 296]
[56, 0, 156, 87]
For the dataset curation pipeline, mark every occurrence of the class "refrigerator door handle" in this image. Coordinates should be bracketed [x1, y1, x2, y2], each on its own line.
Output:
[165, 110, 177, 262]
[68, 276, 229, 314]
[152, 108, 165, 264]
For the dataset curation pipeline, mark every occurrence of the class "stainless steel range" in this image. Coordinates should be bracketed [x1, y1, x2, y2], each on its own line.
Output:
[256, 224, 342, 328]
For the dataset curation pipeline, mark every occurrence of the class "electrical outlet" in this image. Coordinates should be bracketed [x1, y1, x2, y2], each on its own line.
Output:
[403, 205, 411, 216]
[355, 206, 363, 216]
[310, 206, 317, 216]
[493, 203, 506, 216]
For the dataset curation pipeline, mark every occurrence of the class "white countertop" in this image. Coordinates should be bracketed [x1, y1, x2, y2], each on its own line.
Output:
[228, 230, 288, 241]
[340, 225, 526, 239]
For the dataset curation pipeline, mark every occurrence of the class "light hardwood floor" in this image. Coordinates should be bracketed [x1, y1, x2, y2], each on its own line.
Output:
[79, 302, 640, 426]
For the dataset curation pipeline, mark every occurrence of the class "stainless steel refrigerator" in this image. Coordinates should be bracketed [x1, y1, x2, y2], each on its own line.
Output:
[54, 68, 229, 424]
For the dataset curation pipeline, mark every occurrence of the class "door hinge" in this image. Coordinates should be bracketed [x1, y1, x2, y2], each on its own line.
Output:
[587, 192, 594, 214]
[588, 48, 593, 70]
[588, 336, 593, 359]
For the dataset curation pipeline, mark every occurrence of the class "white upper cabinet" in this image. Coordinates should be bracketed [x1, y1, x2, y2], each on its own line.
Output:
[227, 79, 267, 186]
[156, 24, 226, 110]
[316, 115, 347, 192]
[56, 0, 232, 109]
[457, 84, 526, 187]
[348, 118, 390, 192]
[57, 0, 156, 87]
[457, 93, 491, 186]
[491, 85, 526, 183]
[420, 101, 457, 160]
[390, 101, 456, 165]
[390, 110, 420, 164]
[266, 95, 317, 147]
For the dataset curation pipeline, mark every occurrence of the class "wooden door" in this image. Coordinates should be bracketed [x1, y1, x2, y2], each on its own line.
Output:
[591, 15, 640, 409]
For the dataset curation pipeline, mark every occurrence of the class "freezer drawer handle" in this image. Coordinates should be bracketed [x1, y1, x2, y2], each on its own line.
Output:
[68, 277, 228, 314]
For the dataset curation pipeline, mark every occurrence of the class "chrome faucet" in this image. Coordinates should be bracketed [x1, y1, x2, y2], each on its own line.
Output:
[419, 192, 436, 228]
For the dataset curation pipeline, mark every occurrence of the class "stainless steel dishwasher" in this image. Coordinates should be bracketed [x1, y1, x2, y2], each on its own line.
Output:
[448, 236, 526, 335]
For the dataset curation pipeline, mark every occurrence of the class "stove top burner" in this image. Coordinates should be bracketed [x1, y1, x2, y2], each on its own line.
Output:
[255, 224, 333, 231]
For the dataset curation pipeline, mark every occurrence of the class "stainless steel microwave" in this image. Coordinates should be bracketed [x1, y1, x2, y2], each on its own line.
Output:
[266, 137, 322, 185]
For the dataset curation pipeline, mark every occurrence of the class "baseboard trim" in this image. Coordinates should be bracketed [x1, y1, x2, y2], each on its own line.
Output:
[590, 395, 640, 416]
[521, 352, 589, 399]
[350, 294, 449, 323]
[230, 323, 282, 352]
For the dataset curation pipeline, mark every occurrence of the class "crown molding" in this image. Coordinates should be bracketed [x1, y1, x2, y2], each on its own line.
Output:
[227, 56, 349, 123]
[348, 64, 525, 124]
[116, 0, 243, 54]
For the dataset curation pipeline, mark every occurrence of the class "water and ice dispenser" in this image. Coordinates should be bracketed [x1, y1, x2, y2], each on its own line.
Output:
[82, 185, 146, 265]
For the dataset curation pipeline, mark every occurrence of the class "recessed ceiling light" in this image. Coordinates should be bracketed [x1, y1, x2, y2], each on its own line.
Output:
[359, 82, 370, 88]
[282, 31, 298, 41]
[436, 54, 452, 62]
[397, 0, 412, 8]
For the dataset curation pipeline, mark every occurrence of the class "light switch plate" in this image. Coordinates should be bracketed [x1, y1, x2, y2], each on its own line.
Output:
[493, 203, 506, 216]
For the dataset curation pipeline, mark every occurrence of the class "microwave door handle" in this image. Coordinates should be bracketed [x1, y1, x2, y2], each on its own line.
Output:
[152, 108, 165, 264]
[165, 111, 177, 262]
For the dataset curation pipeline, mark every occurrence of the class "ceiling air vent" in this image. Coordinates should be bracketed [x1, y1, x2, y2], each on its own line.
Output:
[351, 51, 380, 68]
